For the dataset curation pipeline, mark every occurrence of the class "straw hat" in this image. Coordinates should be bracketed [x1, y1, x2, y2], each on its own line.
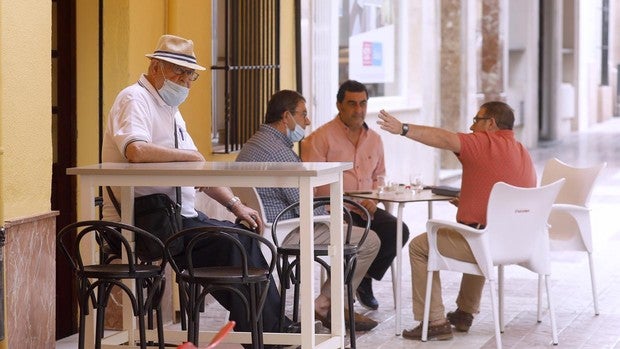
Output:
[145, 34, 206, 71]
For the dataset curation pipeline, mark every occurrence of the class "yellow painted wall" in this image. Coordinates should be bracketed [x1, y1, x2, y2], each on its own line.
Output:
[0, 0, 52, 219]
[76, 1, 101, 167]
[75, 1, 296, 166]
[168, 0, 212, 157]
[280, 0, 296, 91]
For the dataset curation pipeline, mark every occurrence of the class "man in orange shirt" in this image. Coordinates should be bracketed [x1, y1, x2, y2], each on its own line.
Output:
[378, 101, 536, 341]
[301, 80, 410, 310]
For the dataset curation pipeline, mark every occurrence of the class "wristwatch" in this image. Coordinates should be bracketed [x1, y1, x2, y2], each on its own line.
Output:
[401, 123, 409, 136]
[225, 196, 240, 211]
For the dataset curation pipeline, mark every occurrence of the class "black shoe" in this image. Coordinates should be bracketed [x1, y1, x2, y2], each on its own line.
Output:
[284, 321, 302, 333]
[446, 309, 474, 332]
[356, 277, 379, 310]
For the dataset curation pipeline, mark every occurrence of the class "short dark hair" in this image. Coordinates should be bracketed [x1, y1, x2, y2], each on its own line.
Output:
[480, 101, 515, 130]
[336, 80, 368, 103]
[265, 90, 306, 124]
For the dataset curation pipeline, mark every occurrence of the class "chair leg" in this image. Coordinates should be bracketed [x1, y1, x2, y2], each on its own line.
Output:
[278, 268, 288, 332]
[95, 304, 105, 349]
[421, 271, 433, 342]
[390, 261, 397, 309]
[588, 252, 600, 315]
[293, 263, 301, 322]
[544, 275, 559, 345]
[136, 285, 147, 349]
[156, 304, 165, 349]
[347, 279, 356, 349]
[178, 276, 188, 331]
[187, 283, 198, 344]
[498, 265, 504, 332]
[537, 275, 543, 323]
[488, 280, 503, 349]
[250, 284, 260, 349]
[95, 286, 107, 349]
[78, 294, 87, 349]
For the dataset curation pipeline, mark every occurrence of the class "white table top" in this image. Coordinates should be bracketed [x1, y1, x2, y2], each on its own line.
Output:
[345, 189, 454, 203]
[68, 161, 352, 179]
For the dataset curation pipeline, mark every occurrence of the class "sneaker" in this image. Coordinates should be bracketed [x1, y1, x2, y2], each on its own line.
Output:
[402, 321, 453, 341]
[356, 277, 379, 310]
[446, 309, 474, 332]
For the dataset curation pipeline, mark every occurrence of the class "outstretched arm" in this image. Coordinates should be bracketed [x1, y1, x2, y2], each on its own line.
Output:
[377, 110, 461, 153]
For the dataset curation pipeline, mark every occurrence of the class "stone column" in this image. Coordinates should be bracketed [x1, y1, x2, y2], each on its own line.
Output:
[479, 0, 505, 102]
[439, 0, 463, 170]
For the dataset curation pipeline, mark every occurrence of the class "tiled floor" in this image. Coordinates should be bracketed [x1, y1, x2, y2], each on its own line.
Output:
[57, 117, 620, 348]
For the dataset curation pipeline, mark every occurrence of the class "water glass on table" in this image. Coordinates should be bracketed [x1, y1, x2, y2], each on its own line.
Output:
[409, 173, 423, 194]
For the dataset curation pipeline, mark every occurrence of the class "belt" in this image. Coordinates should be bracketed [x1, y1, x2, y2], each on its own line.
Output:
[459, 222, 485, 230]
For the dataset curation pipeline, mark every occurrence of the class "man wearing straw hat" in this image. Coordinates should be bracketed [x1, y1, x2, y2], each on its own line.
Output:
[102, 34, 299, 338]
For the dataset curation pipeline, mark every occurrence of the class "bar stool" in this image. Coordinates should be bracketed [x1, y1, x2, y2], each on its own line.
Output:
[57, 220, 167, 349]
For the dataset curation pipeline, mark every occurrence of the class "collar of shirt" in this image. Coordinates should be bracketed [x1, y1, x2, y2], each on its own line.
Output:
[260, 124, 294, 148]
[335, 114, 370, 132]
[138, 74, 171, 109]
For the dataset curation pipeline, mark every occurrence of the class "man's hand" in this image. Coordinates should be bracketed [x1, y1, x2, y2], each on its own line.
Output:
[231, 204, 264, 235]
[359, 199, 378, 219]
[449, 196, 460, 207]
[377, 110, 403, 135]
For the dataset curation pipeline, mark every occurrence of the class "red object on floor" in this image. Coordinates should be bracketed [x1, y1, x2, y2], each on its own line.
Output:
[176, 321, 236, 349]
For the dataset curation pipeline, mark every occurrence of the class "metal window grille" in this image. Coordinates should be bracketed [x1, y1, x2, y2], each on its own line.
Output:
[212, 0, 280, 153]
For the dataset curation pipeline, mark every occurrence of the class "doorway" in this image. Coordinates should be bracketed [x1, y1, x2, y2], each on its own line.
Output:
[52, 0, 78, 339]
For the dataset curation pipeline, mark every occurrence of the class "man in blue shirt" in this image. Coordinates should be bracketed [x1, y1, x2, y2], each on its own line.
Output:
[236, 90, 380, 331]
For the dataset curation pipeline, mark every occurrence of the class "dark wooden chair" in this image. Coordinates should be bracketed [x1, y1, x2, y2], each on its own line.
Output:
[57, 220, 167, 349]
[271, 197, 372, 348]
[165, 226, 276, 348]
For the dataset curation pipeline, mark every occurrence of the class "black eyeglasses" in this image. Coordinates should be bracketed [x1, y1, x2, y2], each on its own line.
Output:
[472, 116, 492, 124]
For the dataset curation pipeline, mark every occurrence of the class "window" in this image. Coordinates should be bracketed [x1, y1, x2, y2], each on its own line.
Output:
[338, 0, 405, 109]
[211, 0, 280, 153]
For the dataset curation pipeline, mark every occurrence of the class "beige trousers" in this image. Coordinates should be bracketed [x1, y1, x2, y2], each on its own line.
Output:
[409, 228, 485, 322]
[283, 222, 380, 301]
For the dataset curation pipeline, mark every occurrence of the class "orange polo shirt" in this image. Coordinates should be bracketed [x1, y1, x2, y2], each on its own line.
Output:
[455, 130, 537, 226]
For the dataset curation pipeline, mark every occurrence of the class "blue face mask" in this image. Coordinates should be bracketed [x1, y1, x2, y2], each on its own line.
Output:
[287, 119, 306, 142]
[158, 68, 189, 107]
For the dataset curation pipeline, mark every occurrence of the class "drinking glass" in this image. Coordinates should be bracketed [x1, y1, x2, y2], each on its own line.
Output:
[409, 173, 423, 194]
[377, 175, 387, 194]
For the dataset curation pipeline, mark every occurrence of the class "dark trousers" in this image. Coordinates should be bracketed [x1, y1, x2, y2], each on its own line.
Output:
[351, 207, 409, 280]
[181, 211, 290, 334]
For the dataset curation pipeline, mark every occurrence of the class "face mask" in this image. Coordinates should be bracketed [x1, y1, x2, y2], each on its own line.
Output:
[158, 67, 189, 106]
[287, 119, 306, 142]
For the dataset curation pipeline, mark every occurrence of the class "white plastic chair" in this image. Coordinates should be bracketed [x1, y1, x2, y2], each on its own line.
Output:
[422, 179, 565, 348]
[540, 158, 606, 316]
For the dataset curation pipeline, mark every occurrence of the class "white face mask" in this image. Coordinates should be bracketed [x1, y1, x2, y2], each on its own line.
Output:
[287, 118, 306, 142]
[158, 66, 189, 106]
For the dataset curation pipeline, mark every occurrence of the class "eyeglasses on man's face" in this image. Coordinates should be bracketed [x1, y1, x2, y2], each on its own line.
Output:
[472, 116, 492, 124]
[290, 109, 308, 118]
[167, 63, 199, 81]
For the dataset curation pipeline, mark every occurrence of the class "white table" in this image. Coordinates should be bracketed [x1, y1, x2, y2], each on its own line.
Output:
[345, 189, 452, 335]
[67, 161, 352, 349]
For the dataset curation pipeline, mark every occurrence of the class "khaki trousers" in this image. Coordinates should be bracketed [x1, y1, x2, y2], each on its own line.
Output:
[409, 228, 485, 322]
[283, 222, 380, 302]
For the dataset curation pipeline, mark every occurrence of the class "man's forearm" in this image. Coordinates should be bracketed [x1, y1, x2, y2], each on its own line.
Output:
[125, 141, 205, 162]
[407, 124, 461, 153]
